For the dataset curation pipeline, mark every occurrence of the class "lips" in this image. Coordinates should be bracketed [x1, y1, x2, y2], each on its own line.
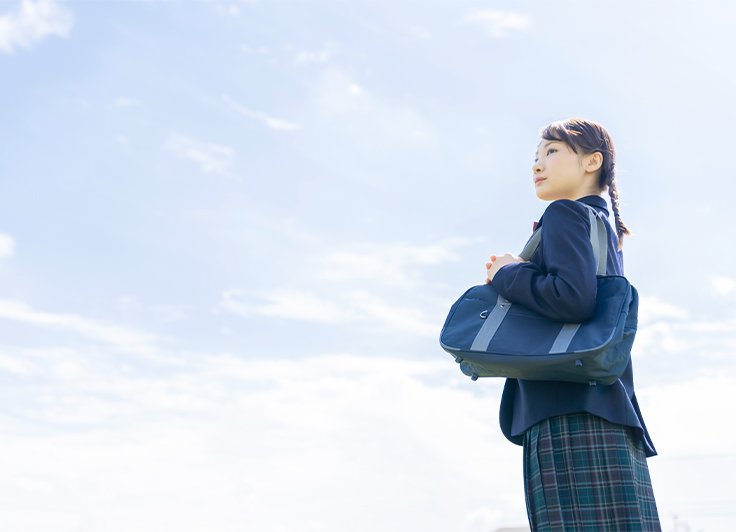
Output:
[534, 176, 546, 185]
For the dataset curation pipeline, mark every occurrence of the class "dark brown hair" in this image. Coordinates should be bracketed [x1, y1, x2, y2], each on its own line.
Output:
[539, 118, 631, 250]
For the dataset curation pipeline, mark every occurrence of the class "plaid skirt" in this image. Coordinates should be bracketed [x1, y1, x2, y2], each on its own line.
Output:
[523, 412, 661, 532]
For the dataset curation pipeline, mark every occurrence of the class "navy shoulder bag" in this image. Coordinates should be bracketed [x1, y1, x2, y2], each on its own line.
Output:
[439, 205, 637, 386]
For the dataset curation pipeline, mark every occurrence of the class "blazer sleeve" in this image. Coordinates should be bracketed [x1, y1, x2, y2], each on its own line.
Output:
[491, 199, 598, 322]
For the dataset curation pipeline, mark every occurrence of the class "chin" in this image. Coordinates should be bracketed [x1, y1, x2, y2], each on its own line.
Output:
[535, 188, 554, 201]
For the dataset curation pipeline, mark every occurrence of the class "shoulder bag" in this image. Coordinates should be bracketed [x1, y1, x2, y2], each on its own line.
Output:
[438, 205, 638, 386]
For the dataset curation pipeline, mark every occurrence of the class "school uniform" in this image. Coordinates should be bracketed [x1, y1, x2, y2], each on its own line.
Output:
[491, 195, 661, 531]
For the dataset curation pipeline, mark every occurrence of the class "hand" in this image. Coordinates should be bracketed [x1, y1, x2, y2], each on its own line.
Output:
[485, 253, 527, 283]
[484, 255, 497, 284]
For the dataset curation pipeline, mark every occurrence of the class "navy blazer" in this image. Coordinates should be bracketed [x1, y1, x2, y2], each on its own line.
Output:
[492, 195, 656, 457]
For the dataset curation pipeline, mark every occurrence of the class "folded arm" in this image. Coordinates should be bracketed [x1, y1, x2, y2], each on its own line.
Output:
[491, 200, 598, 323]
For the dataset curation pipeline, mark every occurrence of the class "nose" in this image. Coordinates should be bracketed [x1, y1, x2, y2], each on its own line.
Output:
[533, 161, 542, 174]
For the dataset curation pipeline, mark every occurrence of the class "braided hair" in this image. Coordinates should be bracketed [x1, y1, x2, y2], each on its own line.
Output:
[539, 118, 631, 250]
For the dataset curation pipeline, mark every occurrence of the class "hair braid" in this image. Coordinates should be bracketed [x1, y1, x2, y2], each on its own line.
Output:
[606, 177, 631, 251]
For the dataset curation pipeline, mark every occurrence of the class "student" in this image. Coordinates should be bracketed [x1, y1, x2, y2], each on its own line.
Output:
[485, 118, 661, 531]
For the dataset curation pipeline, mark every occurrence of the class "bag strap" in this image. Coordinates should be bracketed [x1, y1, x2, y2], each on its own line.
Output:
[518, 203, 608, 276]
[469, 203, 610, 358]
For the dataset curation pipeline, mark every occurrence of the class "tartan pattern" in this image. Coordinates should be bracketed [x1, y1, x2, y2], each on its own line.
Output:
[523, 412, 661, 531]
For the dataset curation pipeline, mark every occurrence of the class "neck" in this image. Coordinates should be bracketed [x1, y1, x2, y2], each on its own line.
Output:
[574, 191, 602, 201]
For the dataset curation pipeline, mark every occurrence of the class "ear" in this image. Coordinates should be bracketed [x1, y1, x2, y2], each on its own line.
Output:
[584, 152, 603, 173]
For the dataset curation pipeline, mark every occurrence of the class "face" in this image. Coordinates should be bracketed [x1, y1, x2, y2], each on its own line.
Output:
[533, 139, 601, 201]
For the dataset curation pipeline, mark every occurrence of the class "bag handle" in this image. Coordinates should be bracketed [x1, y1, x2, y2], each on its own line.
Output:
[518, 204, 608, 276]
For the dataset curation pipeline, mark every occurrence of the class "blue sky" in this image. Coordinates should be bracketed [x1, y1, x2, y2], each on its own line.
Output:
[0, 1, 735, 530]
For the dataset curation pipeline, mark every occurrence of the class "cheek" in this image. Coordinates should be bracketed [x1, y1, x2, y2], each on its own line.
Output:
[559, 159, 578, 177]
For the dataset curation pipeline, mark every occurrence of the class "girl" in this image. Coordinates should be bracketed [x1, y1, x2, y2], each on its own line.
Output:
[485, 118, 661, 531]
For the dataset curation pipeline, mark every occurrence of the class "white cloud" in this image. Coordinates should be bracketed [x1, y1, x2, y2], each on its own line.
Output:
[3, 347, 731, 531]
[0, 233, 15, 258]
[638, 374, 736, 455]
[711, 274, 736, 295]
[114, 97, 140, 107]
[634, 321, 688, 355]
[294, 40, 339, 65]
[684, 319, 736, 334]
[223, 95, 301, 131]
[217, 4, 239, 17]
[164, 134, 234, 174]
[634, 315, 736, 359]
[219, 289, 346, 323]
[0, 351, 530, 531]
[633, 296, 736, 358]
[347, 290, 437, 337]
[0, 299, 159, 353]
[53, 360, 83, 379]
[466, 506, 503, 531]
[0, 352, 33, 374]
[0, 0, 73, 54]
[410, 27, 432, 40]
[149, 304, 192, 323]
[218, 288, 438, 337]
[464, 10, 530, 38]
[214, 234, 474, 336]
[304, 69, 439, 157]
[318, 238, 473, 286]
[0, 339, 730, 530]
[638, 295, 688, 324]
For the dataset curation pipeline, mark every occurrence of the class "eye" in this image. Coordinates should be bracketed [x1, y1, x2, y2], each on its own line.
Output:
[547, 148, 556, 155]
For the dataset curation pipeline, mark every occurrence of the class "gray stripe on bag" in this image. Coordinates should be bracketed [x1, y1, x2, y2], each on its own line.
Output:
[518, 228, 542, 261]
[549, 323, 582, 354]
[584, 206, 608, 276]
[470, 295, 512, 352]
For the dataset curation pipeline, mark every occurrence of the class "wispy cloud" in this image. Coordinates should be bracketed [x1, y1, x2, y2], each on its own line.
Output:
[410, 27, 432, 40]
[0, 344, 728, 530]
[214, 233, 474, 336]
[711, 274, 736, 296]
[347, 290, 437, 337]
[241, 44, 268, 55]
[638, 295, 689, 323]
[634, 295, 736, 360]
[294, 41, 340, 65]
[115, 97, 140, 107]
[0, 349, 529, 530]
[318, 238, 475, 286]
[223, 95, 301, 131]
[0, 352, 33, 374]
[164, 134, 234, 174]
[217, 4, 240, 17]
[0, 233, 15, 258]
[0, 0, 73, 54]
[305, 69, 439, 158]
[219, 289, 346, 324]
[464, 9, 530, 38]
[218, 288, 437, 337]
[0, 299, 159, 353]
[639, 374, 736, 454]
